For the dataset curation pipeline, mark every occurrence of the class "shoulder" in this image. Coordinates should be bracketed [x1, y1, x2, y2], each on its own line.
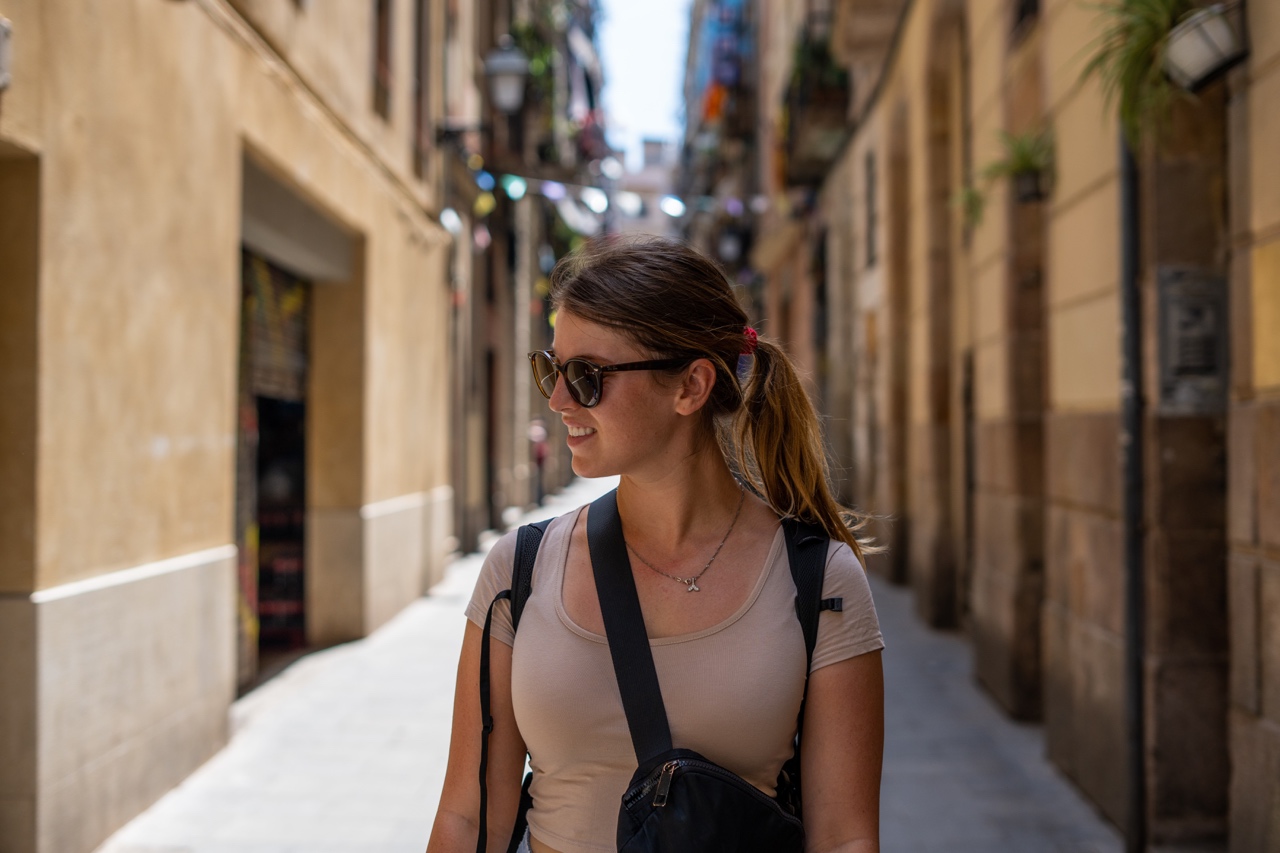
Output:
[820, 540, 877, 612]
[487, 505, 584, 584]
[811, 539, 884, 671]
[486, 527, 522, 575]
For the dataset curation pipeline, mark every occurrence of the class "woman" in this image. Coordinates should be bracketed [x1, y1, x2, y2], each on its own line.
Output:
[427, 238, 884, 853]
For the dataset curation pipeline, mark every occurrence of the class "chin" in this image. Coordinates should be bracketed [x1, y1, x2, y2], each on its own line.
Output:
[568, 450, 616, 481]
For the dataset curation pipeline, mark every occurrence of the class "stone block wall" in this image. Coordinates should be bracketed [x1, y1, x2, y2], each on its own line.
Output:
[1042, 412, 1128, 828]
[1227, 398, 1280, 851]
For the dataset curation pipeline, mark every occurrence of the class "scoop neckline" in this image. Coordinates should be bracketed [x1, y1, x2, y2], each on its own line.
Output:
[550, 505, 786, 646]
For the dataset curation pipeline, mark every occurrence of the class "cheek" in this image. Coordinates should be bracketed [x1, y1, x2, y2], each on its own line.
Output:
[606, 393, 680, 447]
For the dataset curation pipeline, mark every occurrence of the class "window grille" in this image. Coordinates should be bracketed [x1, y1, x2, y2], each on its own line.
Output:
[373, 0, 393, 119]
[413, 0, 430, 176]
[865, 151, 878, 268]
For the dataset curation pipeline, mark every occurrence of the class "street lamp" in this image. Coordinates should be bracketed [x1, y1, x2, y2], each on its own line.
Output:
[484, 36, 530, 115]
[437, 35, 529, 141]
[1164, 4, 1247, 91]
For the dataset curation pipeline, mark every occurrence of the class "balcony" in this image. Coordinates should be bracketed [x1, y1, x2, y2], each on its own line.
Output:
[782, 32, 851, 186]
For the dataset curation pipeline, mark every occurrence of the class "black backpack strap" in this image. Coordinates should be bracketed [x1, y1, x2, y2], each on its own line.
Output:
[782, 518, 832, 670]
[511, 518, 552, 631]
[477, 587, 510, 853]
[587, 489, 674, 764]
[477, 517, 553, 853]
[778, 518, 834, 815]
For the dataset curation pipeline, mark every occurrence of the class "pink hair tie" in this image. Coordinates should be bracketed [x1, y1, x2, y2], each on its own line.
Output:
[741, 326, 759, 355]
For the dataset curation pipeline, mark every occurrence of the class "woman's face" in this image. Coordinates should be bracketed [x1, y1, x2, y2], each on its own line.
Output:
[546, 310, 693, 480]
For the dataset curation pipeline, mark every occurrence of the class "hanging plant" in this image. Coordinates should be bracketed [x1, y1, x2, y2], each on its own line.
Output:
[952, 184, 987, 229]
[511, 19, 557, 106]
[982, 129, 1055, 203]
[1080, 0, 1196, 148]
[789, 35, 850, 102]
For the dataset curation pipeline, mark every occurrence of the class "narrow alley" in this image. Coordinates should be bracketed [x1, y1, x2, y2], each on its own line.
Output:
[96, 476, 1121, 853]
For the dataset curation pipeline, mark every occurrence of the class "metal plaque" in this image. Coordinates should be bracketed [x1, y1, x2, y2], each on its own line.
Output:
[1157, 265, 1228, 415]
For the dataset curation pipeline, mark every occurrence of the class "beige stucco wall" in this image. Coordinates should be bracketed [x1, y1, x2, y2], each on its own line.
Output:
[1249, 9, 1280, 393]
[969, 0, 1012, 425]
[227, 0, 446, 211]
[18, 0, 451, 592]
[0, 1, 453, 850]
[1042, 0, 1122, 415]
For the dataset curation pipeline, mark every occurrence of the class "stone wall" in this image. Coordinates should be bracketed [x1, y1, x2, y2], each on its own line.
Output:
[1227, 2, 1280, 846]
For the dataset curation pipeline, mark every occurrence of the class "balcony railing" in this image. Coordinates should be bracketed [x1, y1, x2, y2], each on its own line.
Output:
[782, 27, 851, 186]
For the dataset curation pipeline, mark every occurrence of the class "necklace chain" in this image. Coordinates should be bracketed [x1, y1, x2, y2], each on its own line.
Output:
[625, 487, 745, 592]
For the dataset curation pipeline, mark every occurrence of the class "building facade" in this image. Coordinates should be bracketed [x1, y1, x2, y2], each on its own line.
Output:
[0, 2, 458, 851]
[446, 0, 606, 553]
[721, 0, 1279, 848]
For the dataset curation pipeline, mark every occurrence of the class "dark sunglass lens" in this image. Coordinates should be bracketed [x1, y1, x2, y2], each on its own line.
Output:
[562, 360, 600, 407]
[531, 353, 557, 399]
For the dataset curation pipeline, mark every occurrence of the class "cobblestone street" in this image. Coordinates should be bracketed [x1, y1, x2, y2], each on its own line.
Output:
[96, 476, 1122, 853]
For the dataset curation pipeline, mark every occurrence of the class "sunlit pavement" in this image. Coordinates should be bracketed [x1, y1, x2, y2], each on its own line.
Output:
[97, 474, 1122, 853]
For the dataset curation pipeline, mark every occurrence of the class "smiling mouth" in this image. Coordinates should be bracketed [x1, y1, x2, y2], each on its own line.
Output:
[567, 426, 597, 437]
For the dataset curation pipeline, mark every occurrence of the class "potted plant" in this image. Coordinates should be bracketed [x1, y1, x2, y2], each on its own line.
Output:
[982, 129, 1055, 203]
[952, 184, 987, 230]
[1080, 0, 1197, 147]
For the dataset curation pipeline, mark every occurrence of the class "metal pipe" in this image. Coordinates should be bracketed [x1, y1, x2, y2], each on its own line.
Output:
[1119, 134, 1146, 853]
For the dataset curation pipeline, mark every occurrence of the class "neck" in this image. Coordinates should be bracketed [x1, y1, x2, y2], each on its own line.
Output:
[614, 447, 743, 547]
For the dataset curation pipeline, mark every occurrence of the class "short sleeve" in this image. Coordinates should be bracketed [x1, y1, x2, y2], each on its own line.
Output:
[464, 528, 521, 646]
[810, 541, 884, 672]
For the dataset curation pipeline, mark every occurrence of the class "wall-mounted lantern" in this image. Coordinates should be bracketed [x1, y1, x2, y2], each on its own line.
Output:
[1164, 4, 1247, 91]
[484, 36, 530, 115]
[0, 18, 13, 92]
[437, 35, 529, 143]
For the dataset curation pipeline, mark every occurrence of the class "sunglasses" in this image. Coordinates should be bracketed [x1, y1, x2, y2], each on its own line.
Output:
[528, 350, 693, 408]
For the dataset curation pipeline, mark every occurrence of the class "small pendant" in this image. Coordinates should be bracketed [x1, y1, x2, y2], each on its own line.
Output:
[684, 578, 700, 592]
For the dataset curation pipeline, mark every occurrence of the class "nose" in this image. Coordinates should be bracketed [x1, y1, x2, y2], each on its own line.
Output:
[547, 368, 577, 413]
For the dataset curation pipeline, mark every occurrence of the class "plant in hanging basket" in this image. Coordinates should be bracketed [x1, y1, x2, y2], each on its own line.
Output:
[982, 129, 1055, 203]
[1080, 0, 1196, 147]
[951, 184, 987, 229]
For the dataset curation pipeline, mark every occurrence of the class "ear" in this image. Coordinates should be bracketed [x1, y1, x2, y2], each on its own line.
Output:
[673, 358, 717, 416]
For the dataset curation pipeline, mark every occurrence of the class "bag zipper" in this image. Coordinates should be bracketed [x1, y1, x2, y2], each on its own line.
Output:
[652, 761, 678, 806]
[625, 757, 797, 818]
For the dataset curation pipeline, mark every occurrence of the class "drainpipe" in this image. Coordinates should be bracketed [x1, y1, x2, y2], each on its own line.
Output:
[1118, 135, 1146, 853]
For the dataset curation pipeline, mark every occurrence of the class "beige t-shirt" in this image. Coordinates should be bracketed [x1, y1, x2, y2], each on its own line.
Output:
[464, 507, 883, 853]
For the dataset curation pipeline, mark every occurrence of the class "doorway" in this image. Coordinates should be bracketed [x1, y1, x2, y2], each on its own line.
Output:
[235, 250, 311, 687]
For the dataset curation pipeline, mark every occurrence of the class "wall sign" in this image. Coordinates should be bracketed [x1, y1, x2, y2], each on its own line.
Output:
[1157, 266, 1228, 415]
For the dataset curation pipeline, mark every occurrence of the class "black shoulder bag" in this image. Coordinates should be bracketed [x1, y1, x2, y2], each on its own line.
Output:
[586, 489, 833, 853]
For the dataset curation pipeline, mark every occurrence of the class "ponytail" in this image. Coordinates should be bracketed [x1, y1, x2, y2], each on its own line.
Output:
[731, 338, 874, 560]
[544, 236, 874, 555]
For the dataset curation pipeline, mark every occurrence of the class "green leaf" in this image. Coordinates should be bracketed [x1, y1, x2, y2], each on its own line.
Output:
[1078, 0, 1195, 148]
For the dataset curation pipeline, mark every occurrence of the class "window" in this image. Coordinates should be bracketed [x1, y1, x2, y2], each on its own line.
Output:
[373, 0, 393, 119]
[1012, 0, 1039, 36]
[413, 0, 430, 176]
[865, 151, 878, 268]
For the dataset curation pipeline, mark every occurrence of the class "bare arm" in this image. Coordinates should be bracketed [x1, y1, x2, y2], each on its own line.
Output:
[427, 620, 529, 853]
[800, 650, 885, 853]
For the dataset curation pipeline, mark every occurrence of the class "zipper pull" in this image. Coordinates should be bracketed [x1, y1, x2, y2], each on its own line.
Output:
[652, 761, 678, 807]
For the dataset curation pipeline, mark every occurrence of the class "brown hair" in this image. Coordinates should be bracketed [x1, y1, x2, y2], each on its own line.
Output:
[548, 236, 872, 558]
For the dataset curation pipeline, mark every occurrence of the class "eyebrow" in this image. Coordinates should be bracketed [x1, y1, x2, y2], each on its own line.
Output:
[549, 349, 609, 363]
